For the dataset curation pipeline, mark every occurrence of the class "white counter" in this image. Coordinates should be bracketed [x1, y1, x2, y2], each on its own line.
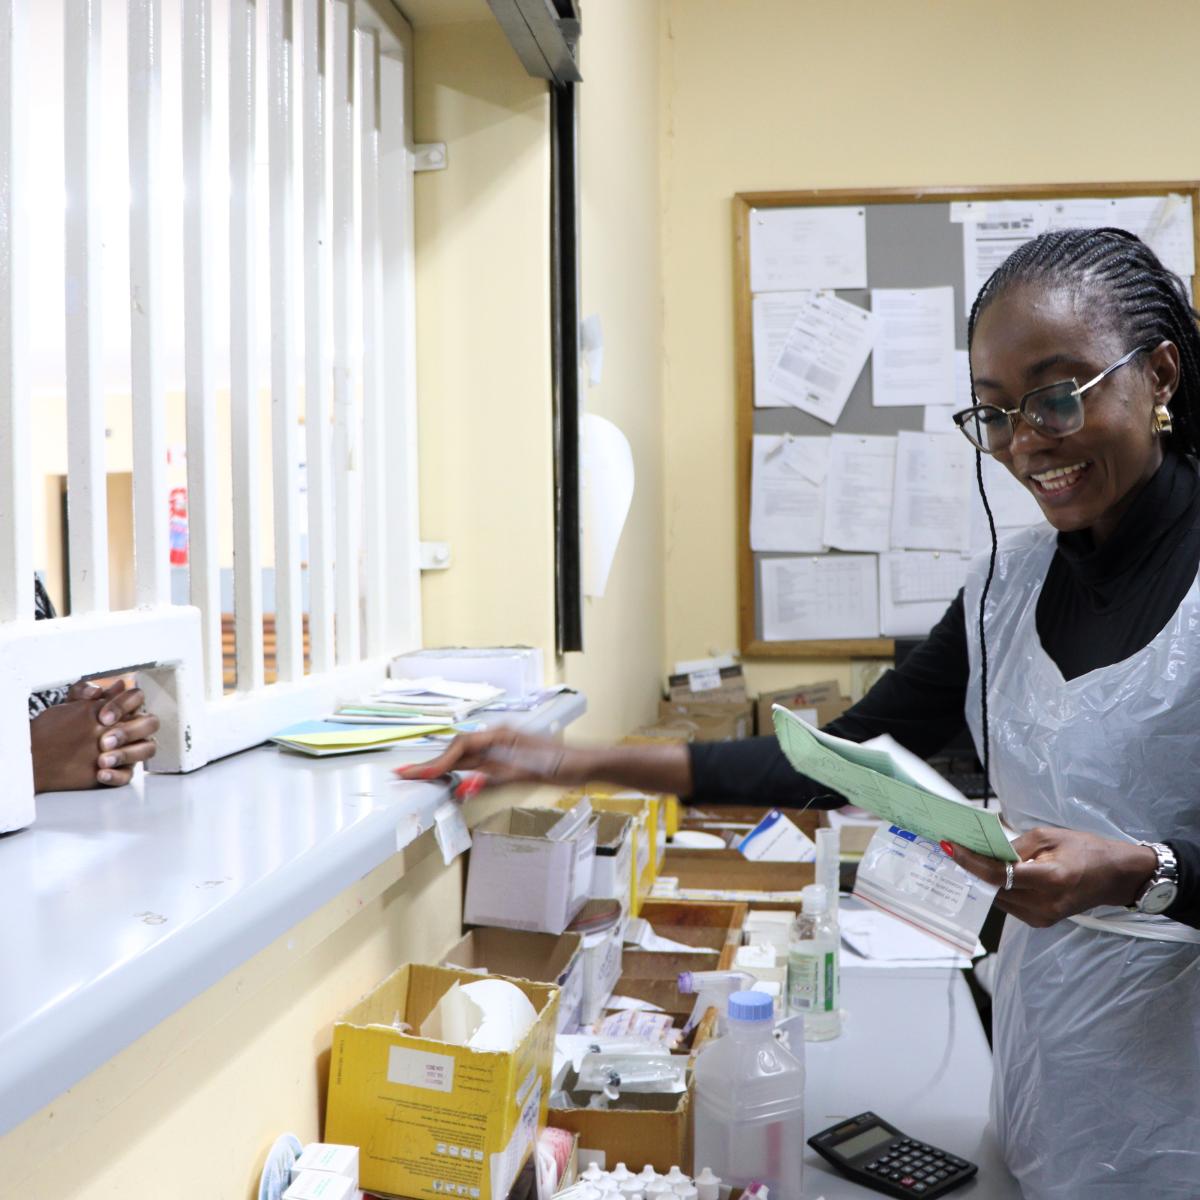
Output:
[0, 692, 585, 1136]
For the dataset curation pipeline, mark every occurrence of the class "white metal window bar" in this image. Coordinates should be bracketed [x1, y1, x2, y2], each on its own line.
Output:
[0, 0, 420, 832]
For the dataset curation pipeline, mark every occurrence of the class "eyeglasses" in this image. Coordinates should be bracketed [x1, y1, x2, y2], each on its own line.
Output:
[953, 343, 1153, 454]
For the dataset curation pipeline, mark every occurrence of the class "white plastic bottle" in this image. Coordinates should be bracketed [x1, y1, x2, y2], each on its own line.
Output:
[787, 883, 841, 1040]
[692, 990, 805, 1199]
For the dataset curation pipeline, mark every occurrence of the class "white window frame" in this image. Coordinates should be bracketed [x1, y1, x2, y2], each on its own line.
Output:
[0, 0, 421, 832]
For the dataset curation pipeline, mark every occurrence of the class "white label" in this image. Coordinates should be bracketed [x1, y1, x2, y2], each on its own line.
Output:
[786, 949, 838, 1014]
[387, 1045, 456, 1093]
[489, 1074, 542, 1198]
[434, 801, 473, 866]
[688, 667, 721, 692]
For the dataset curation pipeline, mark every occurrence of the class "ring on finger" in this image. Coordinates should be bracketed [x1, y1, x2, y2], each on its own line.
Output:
[1004, 862, 1016, 891]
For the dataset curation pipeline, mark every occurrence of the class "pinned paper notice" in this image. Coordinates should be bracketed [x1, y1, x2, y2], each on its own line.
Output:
[581, 413, 635, 598]
[434, 801, 472, 866]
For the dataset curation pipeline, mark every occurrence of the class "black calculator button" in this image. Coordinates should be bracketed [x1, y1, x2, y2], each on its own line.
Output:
[913, 1187, 927, 1195]
[947, 1156, 967, 1168]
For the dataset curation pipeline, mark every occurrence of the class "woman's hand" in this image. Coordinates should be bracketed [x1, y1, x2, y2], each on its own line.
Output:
[394, 728, 590, 799]
[30, 679, 161, 792]
[945, 826, 1158, 928]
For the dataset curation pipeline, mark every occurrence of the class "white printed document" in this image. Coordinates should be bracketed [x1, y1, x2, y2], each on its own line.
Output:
[890, 430, 972, 552]
[750, 434, 828, 552]
[957, 201, 1047, 315]
[753, 291, 811, 408]
[967, 452, 1046, 549]
[925, 348, 972, 432]
[878, 551, 971, 637]
[822, 434, 896, 552]
[760, 555, 879, 641]
[749, 205, 868, 292]
[769, 292, 876, 425]
[1114, 194, 1195, 278]
[870, 287, 956, 408]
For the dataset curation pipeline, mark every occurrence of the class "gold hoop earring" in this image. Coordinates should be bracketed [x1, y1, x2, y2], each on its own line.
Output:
[1152, 404, 1174, 438]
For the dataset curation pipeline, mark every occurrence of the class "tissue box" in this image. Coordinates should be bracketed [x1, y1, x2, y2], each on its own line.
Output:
[442, 929, 584, 1035]
[325, 964, 558, 1200]
[464, 807, 598, 935]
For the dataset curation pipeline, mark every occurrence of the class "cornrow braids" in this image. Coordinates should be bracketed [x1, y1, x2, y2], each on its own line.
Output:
[962, 225, 1200, 804]
[966, 226, 1200, 455]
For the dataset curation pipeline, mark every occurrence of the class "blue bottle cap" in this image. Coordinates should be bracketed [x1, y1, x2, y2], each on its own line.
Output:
[728, 990, 774, 1022]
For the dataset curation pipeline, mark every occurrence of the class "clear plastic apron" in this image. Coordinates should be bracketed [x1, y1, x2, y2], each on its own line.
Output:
[964, 526, 1200, 1198]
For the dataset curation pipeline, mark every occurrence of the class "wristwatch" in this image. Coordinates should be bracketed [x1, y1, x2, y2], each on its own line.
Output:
[1131, 842, 1179, 915]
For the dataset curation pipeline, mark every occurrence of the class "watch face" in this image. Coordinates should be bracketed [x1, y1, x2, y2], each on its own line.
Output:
[1140, 881, 1178, 915]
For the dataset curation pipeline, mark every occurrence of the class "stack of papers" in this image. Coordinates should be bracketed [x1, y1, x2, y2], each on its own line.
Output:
[333, 676, 504, 725]
[772, 705, 1017, 862]
[271, 720, 454, 758]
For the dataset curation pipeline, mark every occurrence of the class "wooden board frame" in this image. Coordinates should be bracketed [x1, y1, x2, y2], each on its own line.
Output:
[734, 180, 1200, 660]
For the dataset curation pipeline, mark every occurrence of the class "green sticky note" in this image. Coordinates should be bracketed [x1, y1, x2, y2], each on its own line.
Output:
[772, 705, 1017, 862]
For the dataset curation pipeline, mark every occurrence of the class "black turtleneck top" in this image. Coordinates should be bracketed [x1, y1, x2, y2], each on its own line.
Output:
[690, 452, 1200, 928]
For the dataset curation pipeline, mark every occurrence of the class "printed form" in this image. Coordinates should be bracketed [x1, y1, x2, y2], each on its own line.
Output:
[760, 555, 879, 641]
[749, 205, 868, 292]
[890, 431, 972, 552]
[752, 291, 812, 408]
[768, 292, 876, 425]
[869, 287, 956, 408]
[822, 434, 896, 552]
[878, 551, 972, 637]
[750, 434, 829, 552]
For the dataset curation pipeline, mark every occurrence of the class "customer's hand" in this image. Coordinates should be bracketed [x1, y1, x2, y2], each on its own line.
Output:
[394, 728, 589, 799]
[945, 826, 1158, 928]
[30, 679, 161, 792]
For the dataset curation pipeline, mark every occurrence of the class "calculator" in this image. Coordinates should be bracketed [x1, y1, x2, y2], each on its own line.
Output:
[808, 1111, 978, 1196]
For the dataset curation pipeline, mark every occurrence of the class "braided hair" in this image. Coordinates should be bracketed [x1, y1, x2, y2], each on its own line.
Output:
[963, 226, 1200, 802]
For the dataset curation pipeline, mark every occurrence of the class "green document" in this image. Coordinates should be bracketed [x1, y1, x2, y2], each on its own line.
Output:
[772, 705, 1018, 862]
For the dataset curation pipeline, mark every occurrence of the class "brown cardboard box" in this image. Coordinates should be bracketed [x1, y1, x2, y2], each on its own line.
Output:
[659, 847, 815, 910]
[441, 928, 584, 1034]
[549, 1075, 693, 1172]
[656, 698, 753, 742]
[666, 664, 747, 704]
[756, 680, 852, 735]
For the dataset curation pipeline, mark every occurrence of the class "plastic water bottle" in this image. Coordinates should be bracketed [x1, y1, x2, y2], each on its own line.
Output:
[787, 883, 841, 1040]
[692, 990, 805, 1199]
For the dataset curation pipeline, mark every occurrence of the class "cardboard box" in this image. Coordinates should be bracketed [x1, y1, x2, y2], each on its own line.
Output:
[666, 664, 747, 704]
[548, 1074, 693, 1173]
[464, 806, 598, 935]
[388, 646, 543, 697]
[755, 680, 852, 737]
[325, 964, 557, 1200]
[658, 847, 815, 910]
[589, 812, 634, 916]
[555, 791, 662, 914]
[442, 929, 584, 1035]
[657, 699, 753, 742]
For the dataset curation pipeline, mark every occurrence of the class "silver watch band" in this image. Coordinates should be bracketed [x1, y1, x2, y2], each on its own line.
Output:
[1133, 841, 1179, 913]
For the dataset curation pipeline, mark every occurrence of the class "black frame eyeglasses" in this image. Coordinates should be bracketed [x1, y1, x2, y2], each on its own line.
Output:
[953, 343, 1153, 454]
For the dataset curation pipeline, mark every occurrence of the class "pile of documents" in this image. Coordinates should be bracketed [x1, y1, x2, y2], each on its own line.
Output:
[270, 720, 455, 758]
[332, 677, 503, 725]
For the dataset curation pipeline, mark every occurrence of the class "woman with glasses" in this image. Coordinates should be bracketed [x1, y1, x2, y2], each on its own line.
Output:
[400, 227, 1200, 1196]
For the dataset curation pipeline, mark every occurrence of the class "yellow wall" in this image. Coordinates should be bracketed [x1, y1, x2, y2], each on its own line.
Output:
[415, 4, 666, 739]
[2, 835, 464, 1199]
[659, 0, 1200, 698]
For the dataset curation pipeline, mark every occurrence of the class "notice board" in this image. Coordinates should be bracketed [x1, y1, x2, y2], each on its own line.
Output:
[733, 182, 1200, 659]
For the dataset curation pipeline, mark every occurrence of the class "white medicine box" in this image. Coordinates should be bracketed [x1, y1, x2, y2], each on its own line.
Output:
[290, 1143, 359, 1186]
[464, 805, 598, 935]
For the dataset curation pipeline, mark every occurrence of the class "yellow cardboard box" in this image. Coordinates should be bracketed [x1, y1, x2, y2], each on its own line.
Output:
[324, 964, 558, 1200]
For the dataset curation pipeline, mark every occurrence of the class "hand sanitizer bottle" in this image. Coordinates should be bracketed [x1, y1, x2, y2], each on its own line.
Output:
[787, 883, 842, 1040]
